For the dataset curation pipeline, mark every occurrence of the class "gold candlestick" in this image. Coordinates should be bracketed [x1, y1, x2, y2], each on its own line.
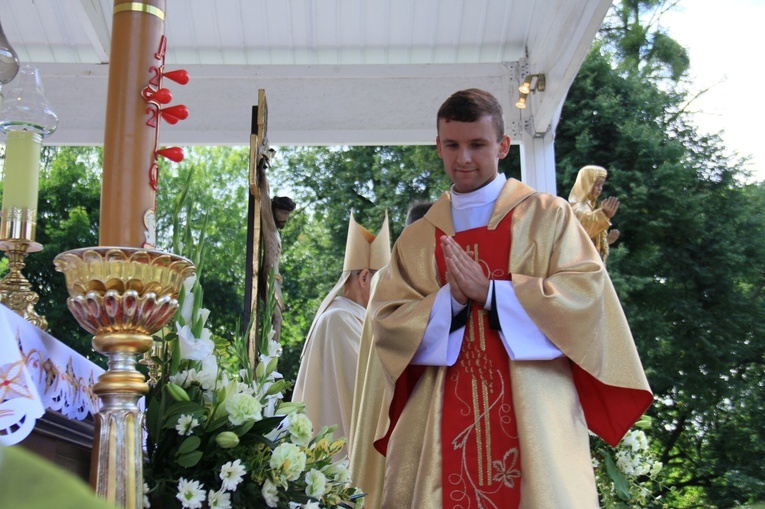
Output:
[55, 247, 194, 509]
[0, 205, 44, 328]
[0, 236, 45, 329]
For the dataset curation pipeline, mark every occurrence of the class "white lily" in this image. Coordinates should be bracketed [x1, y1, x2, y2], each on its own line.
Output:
[179, 275, 197, 324]
[177, 323, 215, 361]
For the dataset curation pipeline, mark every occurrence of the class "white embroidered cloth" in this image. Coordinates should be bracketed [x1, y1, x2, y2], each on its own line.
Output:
[0, 304, 103, 445]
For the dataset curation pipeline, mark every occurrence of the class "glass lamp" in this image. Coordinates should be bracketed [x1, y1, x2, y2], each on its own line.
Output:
[0, 65, 58, 329]
[0, 20, 20, 86]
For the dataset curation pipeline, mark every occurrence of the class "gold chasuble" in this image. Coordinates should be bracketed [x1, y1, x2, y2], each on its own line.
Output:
[434, 213, 520, 507]
[368, 178, 653, 508]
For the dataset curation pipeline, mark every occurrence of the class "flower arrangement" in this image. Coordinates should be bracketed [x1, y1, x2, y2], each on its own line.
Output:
[143, 201, 362, 509]
[592, 416, 664, 508]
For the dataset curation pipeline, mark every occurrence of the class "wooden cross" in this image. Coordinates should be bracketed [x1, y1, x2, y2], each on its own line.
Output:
[245, 89, 273, 366]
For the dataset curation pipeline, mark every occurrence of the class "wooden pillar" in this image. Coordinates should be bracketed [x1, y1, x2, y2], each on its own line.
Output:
[99, 0, 166, 248]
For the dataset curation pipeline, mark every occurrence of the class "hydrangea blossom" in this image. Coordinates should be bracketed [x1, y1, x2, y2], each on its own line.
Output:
[614, 430, 656, 476]
[592, 423, 664, 508]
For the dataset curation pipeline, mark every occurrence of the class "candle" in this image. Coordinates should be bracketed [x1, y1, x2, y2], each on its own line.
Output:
[99, 0, 166, 248]
[1, 130, 42, 213]
[0, 64, 57, 241]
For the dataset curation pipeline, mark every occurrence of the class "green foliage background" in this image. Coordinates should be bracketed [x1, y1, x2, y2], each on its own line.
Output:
[1, 1, 763, 506]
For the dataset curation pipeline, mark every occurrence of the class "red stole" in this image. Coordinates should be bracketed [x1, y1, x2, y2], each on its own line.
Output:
[433, 212, 521, 509]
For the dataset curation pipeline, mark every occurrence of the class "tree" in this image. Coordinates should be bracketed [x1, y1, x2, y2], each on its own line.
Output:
[265, 145, 445, 383]
[555, 1, 765, 506]
[154, 146, 251, 339]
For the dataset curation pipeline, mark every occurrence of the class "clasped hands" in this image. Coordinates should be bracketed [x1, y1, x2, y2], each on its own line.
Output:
[441, 235, 490, 306]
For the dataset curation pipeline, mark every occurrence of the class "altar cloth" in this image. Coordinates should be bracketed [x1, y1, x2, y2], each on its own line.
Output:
[0, 304, 103, 445]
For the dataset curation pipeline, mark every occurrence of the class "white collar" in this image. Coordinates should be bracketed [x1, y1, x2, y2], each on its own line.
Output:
[451, 174, 506, 210]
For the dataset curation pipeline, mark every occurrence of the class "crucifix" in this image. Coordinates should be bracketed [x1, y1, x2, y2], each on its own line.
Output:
[245, 89, 293, 366]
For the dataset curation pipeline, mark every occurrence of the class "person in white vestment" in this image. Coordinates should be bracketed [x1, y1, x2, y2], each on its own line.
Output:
[292, 211, 390, 458]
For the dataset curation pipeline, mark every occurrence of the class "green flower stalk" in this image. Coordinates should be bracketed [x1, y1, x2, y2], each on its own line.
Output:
[143, 172, 363, 509]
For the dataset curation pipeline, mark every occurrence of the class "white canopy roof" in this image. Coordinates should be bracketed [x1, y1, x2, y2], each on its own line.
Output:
[2, 0, 610, 148]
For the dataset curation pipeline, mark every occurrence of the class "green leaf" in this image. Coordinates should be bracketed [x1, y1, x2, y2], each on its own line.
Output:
[146, 396, 161, 440]
[169, 336, 181, 375]
[248, 416, 286, 435]
[235, 420, 255, 437]
[603, 450, 631, 501]
[266, 380, 286, 396]
[176, 436, 201, 455]
[205, 415, 231, 433]
[161, 401, 205, 429]
[634, 415, 652, 429]
[212, 393, 229, 421]
[176, 450, 203, 468]
[245, 433, 278, 450]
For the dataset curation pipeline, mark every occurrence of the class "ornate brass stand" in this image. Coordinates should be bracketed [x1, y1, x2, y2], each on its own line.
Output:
[0, 206, 47, 329]
[0, 239, 46, 329]
[54, 247, 194, 509]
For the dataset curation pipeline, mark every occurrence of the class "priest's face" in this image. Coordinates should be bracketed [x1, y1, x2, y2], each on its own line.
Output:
[436, 115, 511, 193]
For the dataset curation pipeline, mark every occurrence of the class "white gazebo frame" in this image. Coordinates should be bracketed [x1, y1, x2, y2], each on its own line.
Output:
[2, 0, 614, 195]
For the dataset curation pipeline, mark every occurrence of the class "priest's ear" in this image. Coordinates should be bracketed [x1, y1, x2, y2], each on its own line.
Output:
[346, 269, 370, 290]
[358, 268, 372, 288]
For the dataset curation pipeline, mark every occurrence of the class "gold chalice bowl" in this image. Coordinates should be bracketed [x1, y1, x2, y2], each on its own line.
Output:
[54, 246, 194, 508]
